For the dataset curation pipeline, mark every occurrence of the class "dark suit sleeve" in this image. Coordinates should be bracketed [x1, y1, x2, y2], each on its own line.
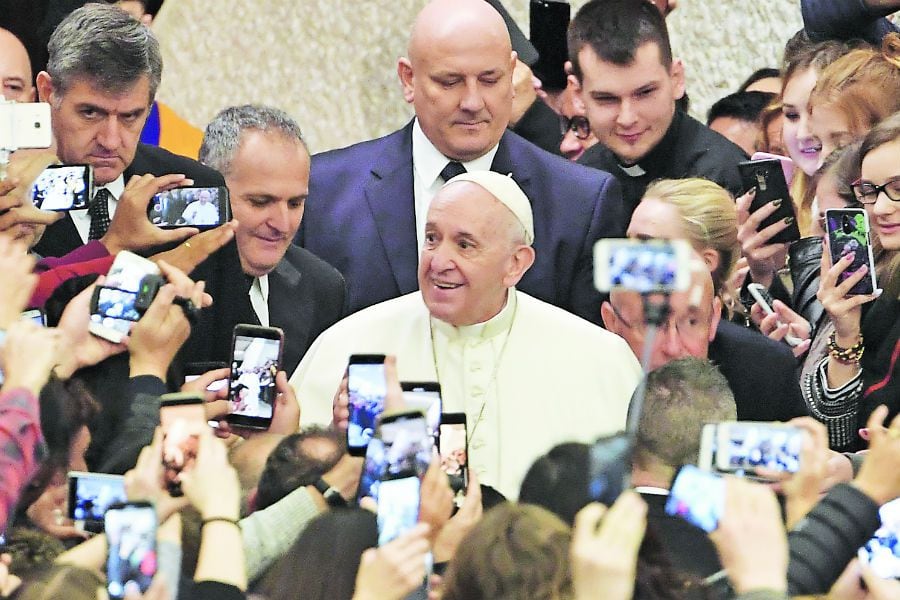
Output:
[571, 174, 627, 325]
[802, 0, 898, 44]
[95, 375, 165, 474]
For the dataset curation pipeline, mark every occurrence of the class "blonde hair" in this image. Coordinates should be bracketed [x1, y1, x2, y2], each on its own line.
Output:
[642, 178, 739, 296]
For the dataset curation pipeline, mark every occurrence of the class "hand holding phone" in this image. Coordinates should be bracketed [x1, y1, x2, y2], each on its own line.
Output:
[825, 208, 878, 296]
[160, 393, 207, 497]
[149, 186, 230, 229]
[747, 283, 804, 347]
[739, 159, 801, 245]
[347, 354, 388, 455]
[89, 251, 162, 343]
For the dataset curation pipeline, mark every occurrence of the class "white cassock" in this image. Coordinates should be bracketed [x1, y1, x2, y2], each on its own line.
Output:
[289, 289, 642, 499]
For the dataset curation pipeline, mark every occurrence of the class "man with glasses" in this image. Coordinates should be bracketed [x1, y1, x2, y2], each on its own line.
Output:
[601, 260, 807, 421]
[558, 85, 599, 162]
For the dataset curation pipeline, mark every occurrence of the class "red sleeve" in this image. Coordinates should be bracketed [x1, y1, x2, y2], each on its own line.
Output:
[0, 388, 45, 532]
[29, 255, 116, 308]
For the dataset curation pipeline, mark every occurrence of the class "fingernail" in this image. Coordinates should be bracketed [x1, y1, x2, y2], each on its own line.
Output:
[772, 199, 782, 208]
[784, 216, 794, 225]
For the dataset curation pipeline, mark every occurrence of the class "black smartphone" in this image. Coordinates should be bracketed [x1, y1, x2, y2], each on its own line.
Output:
[30, 164, 92, 211]
[67, 471, 127, 532]
[376, 474, 421, 547]
[739, 159, 801, 245]
[160, 393, 207, 497]
[347, 354, 387, 456]
[664, 465, 725, 533]
[825, 208, 878, 296]
[226, 325, 283, 430]
[105, 501, 157, 599]
[529, 0, 570, 90]
[439, 413, 468, 500]
[400, 382, 442, 441]
[149, 186, 231, 229]
[587, 432, 632, 507]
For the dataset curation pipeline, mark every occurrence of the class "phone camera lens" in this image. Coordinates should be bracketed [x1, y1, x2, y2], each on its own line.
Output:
[33, 121, 41, 129]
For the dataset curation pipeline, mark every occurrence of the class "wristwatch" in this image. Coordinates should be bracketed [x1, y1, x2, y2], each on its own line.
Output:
[314, 477, 347, 508]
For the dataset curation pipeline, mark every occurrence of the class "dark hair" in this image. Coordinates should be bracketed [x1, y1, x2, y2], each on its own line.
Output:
[707, 91, 775, 126]
[781, 38, 860, 94]
[255, 427, 344, 510]
[737, 67, 780, 92]
[255, 509, 377, 600]
[568, 0, 672, 82]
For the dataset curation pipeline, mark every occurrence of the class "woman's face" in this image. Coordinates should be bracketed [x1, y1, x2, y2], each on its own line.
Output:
[809, 103, 855, 168]
[782, 68, 822, 176]
[811, 174, 850, 237]
[861, 139, 900, 251]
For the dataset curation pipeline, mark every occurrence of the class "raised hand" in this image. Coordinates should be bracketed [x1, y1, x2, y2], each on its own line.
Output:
[736, 189, 791, 289]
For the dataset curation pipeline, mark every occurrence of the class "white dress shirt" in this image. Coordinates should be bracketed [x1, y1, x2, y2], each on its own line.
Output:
[249, 274, 270, 327]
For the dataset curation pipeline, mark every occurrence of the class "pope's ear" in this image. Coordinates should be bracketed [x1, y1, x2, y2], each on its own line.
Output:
[398, 58, 415, 104]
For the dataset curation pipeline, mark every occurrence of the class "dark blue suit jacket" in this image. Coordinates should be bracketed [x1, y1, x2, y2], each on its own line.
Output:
[297, 122, 627, 325]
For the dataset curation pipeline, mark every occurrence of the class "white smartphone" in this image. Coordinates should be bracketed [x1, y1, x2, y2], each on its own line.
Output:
[747, 283, 803, 347]
[0, 102, 52, 151]
[593, 239, 692, 293]
[88, 251, 161, 343]
[858, 497, 900, 580]
[714, 421, 803, 474]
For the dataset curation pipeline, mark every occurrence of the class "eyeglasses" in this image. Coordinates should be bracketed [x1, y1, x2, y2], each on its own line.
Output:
[610, 304, 707, 340]
[851, 176, 900, 204]
[559, 115, 591, 140]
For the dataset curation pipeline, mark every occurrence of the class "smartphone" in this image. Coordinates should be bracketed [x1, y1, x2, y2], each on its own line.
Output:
[697, 423, 717, 471]
[20, 308, 46, 326]
[858, 497, 900, 580]
[438, 413, 468, 499]
[400, 382, 442, 441]
[751, 152, 795, 186]
[529, 0, 570, 90]
[0, 102, 52, 150]
[376, 474, 421, 546]
[739, 159, 801, 245]
[347, 354, 387, 456]
[359, 411, 433, 504]
[226, 325, 283, 430]
[89, 251, 162, 343]
[714, 422, 803, 474]
[594, 239, 692, 293]
[67, 472, 127, 531]
[665, 465, 725, 533]
[149, 186, 231, 229]
[587, 433, 632, 507]
[160, 393, 207, 497]
[30, 164, 92, 211]
[825, 208, 878, 296]
[746, 283, 803, 347]
[105, 502, 157, 599]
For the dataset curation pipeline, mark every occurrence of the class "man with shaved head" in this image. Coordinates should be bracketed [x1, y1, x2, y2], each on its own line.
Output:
[298, 0, 626, 326]
[291, 171, 639, 499]
[0, 28, 34, 102]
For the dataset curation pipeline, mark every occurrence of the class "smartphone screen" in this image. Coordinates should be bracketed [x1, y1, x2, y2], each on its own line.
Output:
[715, 423, 803, 474]
[438, 414, 468, 497]
[105, 503, 157, 599]
[826, 208, 877, 296]
[376, 475, 421, 546]
[665, 465, 725, 533]
[858, 497, 900, 580]
[347, 355, 387, 454]
[594, 239, 690, 293]
[89, 252, 161, 343]
[400, 382, 442, 440]
[587, 433, 632, 507]
[67, 472, 127, 524]
[740, 159, 800, 245]
[226, 326, 283, 430]
[160, 395, 206, 497]
[150, 186, 230, 229]
[30, 164, 91, 211]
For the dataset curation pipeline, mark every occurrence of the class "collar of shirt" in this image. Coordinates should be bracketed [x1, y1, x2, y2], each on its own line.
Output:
[615, 109, 685, 179]
[411, 119, 500, 251]
[70, 175, 126, 244]
[431, 288, 517, 342]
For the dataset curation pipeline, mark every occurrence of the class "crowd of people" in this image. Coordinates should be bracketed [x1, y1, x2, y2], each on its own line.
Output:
[2, 0, 900, 598]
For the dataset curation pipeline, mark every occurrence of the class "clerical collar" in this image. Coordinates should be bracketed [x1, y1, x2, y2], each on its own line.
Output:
[430, 289, 517, 341]
[615, 109, 685, 179]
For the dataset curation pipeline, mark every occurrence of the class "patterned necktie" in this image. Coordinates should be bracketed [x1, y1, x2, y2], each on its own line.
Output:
[440, 161, 467, 183]
[88, 188, 111, 240]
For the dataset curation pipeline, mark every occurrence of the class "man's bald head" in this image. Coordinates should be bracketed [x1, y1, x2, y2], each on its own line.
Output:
[602, 259, 721, 371]
[398, 0, 516, 162]
[0, 28, 35, 102]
